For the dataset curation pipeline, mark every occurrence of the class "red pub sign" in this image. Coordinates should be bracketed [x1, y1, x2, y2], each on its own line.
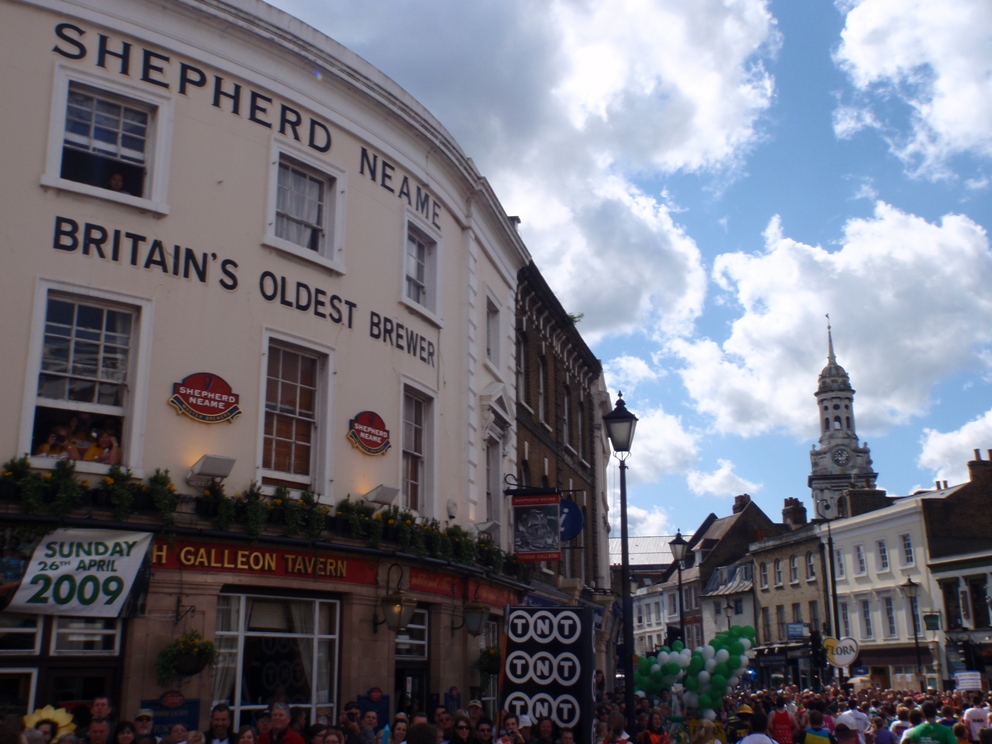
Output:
[347, 410, 391, 455]
[168, 372, 242, 423]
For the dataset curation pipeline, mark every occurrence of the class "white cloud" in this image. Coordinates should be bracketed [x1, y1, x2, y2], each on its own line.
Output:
[603, 354, 663, 395]
[622, 504, 674, 537]
[687, 459, 762, 497]
[265, 0, 779, 340]
[671, 202, 992, 437]
[834, 0, 992, 175]
[621, 406, 699, 486]
[918, 410, 992, 485]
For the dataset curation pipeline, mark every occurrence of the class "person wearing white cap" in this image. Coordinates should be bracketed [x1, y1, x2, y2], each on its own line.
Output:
[467, 703, 483, 731]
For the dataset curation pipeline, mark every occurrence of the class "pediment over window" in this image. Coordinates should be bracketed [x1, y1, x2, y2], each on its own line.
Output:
[480, 381, 511, 437]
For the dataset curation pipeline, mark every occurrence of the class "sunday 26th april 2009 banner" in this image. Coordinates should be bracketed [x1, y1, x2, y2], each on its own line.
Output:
[7, 528, 152, 616]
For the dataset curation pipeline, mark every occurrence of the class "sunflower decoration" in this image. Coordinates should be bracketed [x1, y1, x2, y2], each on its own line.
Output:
[23, 705, 76, 737]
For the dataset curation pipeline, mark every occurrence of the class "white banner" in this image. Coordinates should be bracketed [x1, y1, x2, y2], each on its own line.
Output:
[7, 529, 152, 617]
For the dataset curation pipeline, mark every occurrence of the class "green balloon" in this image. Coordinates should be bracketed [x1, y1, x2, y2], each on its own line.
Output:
[661, 646, 671, 653]
[639, 656, 651, 672]
[672, 640, 684, 651]
[730, 625, 744, 637]
[688, 659, 704, 673]
[711, 674, 727, 690]
[698, 694, 712, 710]
[743, 625, 756, 639]
[729, 641, 745, 655]
[715, 662, 730, 677]
[726, 655, 740, 670]
[685, 676, 699, 691]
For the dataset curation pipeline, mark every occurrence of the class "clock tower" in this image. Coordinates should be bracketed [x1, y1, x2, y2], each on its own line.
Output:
[808, 320, 876, 519]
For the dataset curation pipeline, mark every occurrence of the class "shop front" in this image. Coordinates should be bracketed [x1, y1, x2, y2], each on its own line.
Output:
[854, 645, 936, 691]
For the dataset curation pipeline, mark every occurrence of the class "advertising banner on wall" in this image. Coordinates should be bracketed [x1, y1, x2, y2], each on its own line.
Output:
[7, 528, 153, 616]
[501, 606, 594, 744]
[511, 493, 561, 562]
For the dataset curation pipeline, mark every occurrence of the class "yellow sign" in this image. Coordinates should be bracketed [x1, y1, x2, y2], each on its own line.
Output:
[823, 636, 859, 667]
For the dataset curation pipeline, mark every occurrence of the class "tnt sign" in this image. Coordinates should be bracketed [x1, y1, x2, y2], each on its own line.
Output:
[501, 607, 593, 744]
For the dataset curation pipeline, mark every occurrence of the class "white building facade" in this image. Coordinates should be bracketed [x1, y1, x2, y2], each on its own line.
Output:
[0, 0, 548, 725]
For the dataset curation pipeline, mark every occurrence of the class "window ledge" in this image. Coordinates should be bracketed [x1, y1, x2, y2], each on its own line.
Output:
[262, 234, 345, 275]
[41, 175, 170, 216]
[29, 456, 145, 481]
[519, 401, 534, 414]
[541, 421, 553, 434]
[259, 469, 313, 489]
[400, 297, 443, 329]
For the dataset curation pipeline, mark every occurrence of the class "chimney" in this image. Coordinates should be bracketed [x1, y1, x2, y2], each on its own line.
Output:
[733, 493, 751, 514]
[782, 497, 808, 529]
[975, 449, 982, 461]
[935, 480, 941, 490]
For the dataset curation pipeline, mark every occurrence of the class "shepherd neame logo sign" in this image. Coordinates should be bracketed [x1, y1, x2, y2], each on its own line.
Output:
[347, 411, 391, 455]
[168, 373, 242, 424]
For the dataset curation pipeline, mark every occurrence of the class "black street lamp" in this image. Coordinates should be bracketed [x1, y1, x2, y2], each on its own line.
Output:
[902, 576, 925, 692]
[603, 391, 638, 736]
[669, 530, 688, 649]
[724, 600, 736, 632]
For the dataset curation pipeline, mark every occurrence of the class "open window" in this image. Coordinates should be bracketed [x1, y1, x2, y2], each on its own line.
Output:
[43, 68, 172, 213]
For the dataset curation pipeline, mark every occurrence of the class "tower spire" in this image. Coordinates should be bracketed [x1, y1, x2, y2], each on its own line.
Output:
[826, 314, 835, 364]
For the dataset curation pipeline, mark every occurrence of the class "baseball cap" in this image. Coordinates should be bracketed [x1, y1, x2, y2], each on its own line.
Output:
[519, 716, 532, 728]
[136, 710, 155, 720]
[468, 700, 483, 709]
[737, 705, 753, 715]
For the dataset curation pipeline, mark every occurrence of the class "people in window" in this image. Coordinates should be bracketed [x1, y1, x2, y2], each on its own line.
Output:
[34, 425, 81, 459]
[82, 430, 122, 465]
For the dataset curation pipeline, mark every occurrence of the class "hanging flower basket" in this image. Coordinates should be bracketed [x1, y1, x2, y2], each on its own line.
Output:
[156, 630, 218, 687]
[473, 645, 501, 675]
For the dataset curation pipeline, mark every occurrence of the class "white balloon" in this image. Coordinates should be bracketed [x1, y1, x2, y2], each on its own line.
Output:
[635, 690, 645, 697]
[703, 709, 717, 721]
[683, 692, 697, 708]
[694, 646, 704, 654]
[681, 649, 692, 664]
[701, 645, 715, 660]
[705, 658, 717, 672]
[729, 676, 740, 686]
[698, 670, 711, 684]
[715, 649, 730, 663]
[740, 638, 752, 650]
[650, 664, 660, 674]
[746, 650, 756, 659]
[657, 652, 669, 664]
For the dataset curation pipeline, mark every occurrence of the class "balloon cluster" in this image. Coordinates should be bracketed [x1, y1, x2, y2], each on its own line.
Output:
[633, 625, 757, 721]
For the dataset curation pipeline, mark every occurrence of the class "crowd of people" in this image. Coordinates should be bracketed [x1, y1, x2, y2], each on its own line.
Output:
[4, 685, 992, 744]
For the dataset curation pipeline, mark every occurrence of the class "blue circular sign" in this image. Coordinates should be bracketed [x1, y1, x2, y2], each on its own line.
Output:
[559, 498, 584, 541]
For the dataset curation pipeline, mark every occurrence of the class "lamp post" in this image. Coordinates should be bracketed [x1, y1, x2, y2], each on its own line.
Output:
[603, 391, 638, 737]
[902, 576, 925, 692]
[669, 530, 688, 649]
[724, 600, 736, 632]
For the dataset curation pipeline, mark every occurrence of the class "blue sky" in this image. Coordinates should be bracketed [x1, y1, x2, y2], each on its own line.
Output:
[266, 0, 992, 537]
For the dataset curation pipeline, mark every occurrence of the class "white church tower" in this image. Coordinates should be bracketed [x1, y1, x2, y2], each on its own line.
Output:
[808, 319, 877, 518]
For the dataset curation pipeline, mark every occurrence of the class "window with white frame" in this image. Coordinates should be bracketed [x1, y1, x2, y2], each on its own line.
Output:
[790, 555, 799, 583]
[51, 618, 120, 654]
[31, 292, 136, 465]
[774, 559, 783, 586]
[645, 603, 653, 625]
[835, 548, 846, 578]
[396, 608, 428, 659]
[485, 439, 500, 524]
[0, 617, 41, 655]
[404, 223, 438, 315]
[263, 343, 319, 483]
[877, 540, 889, 571]
[792, 603, 802, 623]
[761, 607, 772, 642]
[900, 534, 915, 566]
[854, 544, 866, 575]
[840, 601, 851, 637]
[486, 297, 500, 366]
[214, 593, 339, 727]
[403, 387, 433, 514]
[861, 599, 873, 638]
[809, 600, 819, 630]
[776, 605, 787, 640]
[760, 562, 768, 588]
[654, 601, 661, 623]
[515, 334, 527, 405]
[667, 592, 677, 616]
[806, 551, 816, 579]
[562, 387, 571, 445]
[44, 70, 172, 212]
[883, 596, 897, 637]
[264, 149, 345, 270]
[537, 357, 547, 422]
[636, 604, 643, 625]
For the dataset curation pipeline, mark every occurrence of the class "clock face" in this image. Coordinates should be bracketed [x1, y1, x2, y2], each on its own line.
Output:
[832, 448, 850, 466]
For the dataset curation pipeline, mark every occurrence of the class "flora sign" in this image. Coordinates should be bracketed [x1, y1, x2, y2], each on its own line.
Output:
[823, 636, 859, 667]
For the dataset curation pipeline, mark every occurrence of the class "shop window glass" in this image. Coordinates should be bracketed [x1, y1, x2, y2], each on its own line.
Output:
[0, 617, 40, 655]
[51, 618, 120, 655]
[395, 608, 428, 659]
[214, 593, 340, 728]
